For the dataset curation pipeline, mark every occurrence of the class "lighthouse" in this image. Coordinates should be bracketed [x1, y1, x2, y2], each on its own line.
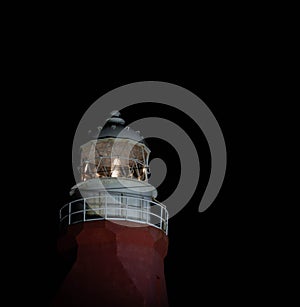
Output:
[53, 111, 169, 306]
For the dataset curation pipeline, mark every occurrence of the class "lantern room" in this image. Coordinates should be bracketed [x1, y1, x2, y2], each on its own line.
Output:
[80, 111, 150, 182]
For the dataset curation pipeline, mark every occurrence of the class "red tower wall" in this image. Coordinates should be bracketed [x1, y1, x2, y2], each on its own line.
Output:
[52, 221, 169, 307]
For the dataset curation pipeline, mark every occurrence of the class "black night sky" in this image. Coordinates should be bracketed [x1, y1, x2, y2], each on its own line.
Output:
[6, 7, 295, 304]
[17, 51, 277, 306]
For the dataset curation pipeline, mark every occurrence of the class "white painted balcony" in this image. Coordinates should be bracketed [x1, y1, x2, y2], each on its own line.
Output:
[59, 194, 168, 234]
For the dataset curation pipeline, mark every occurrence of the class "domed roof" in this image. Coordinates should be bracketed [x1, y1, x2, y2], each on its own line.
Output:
[97, 111, 145, 143]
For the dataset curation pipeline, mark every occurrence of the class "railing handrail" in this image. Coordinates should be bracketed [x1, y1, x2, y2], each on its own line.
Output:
[59, 194, 168, 235]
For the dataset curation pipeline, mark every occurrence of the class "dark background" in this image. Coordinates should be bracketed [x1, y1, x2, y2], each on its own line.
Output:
[6, 6, 294, 304]
[15, 43, 278, 306]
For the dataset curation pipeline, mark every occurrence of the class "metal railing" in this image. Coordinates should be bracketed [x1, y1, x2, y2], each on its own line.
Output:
[59, 195, 168, 234]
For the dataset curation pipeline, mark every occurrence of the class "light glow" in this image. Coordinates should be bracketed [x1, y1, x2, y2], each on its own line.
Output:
[111, 158, 121, 177]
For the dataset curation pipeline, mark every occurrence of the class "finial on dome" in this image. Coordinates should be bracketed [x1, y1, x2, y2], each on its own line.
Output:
[110, 110, 121, 117]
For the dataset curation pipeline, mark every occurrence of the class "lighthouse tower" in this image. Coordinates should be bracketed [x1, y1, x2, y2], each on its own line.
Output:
[53, 111, 169, 307]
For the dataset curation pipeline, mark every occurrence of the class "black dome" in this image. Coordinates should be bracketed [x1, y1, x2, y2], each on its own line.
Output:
[97, 111, 145, 143]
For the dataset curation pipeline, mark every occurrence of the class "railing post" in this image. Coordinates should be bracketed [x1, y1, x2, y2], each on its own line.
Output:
[160, 206, 163, 230]
[166, 210, 169, 235]
[83, 198, 86, 222]
[146, 202, 149, 225]
[126, 196, 128, 220]
[68, 203, 71, 225]
[105, 194, 107, 219]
